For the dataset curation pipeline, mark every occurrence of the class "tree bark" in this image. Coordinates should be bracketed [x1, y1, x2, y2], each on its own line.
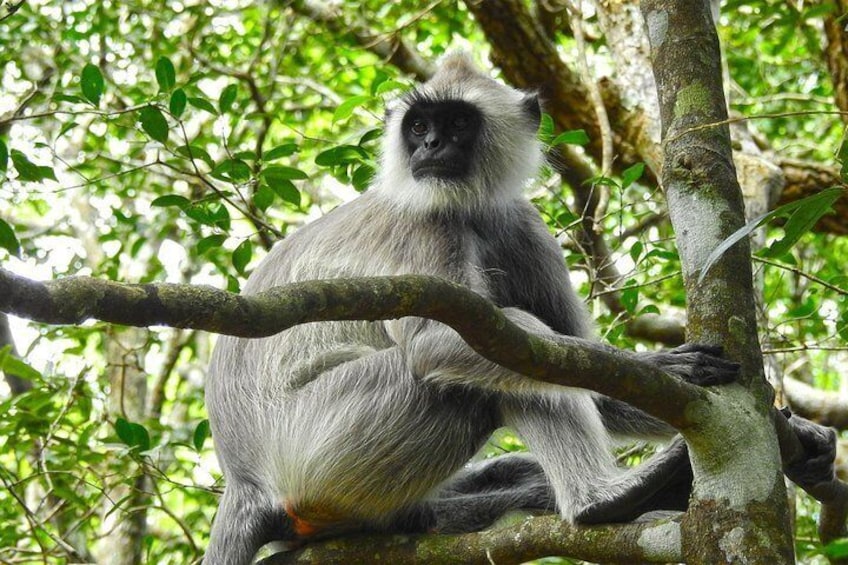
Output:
[641, 1, 794, 562]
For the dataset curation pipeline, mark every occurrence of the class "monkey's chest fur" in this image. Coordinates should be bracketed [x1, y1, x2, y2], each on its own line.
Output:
[205, 191, 580, 528]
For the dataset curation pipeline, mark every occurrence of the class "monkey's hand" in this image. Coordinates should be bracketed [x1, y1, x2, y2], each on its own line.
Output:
[640, 343, 740, 386]
[782, 409, 837, 488]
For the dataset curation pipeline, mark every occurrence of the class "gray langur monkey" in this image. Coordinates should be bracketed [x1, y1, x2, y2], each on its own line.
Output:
[203, 53, 739, 564]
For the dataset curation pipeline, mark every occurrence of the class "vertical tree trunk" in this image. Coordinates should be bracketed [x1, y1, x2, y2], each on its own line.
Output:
[640, 1, 795, 562]
[94, 328, 149, 565]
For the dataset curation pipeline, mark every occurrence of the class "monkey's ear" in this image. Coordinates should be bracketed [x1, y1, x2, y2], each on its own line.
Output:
[522, 93, 542, 128]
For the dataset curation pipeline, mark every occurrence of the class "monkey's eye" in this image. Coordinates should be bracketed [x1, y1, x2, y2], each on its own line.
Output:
[452, 115, 470, 130]
[410, 120, 428, 136]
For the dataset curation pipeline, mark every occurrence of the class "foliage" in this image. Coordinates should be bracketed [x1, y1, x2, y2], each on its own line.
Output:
[0, 0, 846, 563]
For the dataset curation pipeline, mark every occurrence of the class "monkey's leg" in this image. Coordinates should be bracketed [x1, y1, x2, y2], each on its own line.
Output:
[501, 391, 629, 522]
[574, 436, 692, 523]
[390, 455, 556, 534]
[205, 481, 291, 565]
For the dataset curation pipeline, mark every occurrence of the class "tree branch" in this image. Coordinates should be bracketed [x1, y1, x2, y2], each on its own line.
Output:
[0, 267, 711, 429]
[289, 0, 435, 81]
[259, 514, 682, 565]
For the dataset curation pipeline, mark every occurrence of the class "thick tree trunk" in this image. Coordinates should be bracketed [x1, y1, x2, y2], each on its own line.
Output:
[641, 1, 795, 562]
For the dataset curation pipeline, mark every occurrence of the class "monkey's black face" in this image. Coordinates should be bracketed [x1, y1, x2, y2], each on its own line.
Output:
[401, 100, 483, 182]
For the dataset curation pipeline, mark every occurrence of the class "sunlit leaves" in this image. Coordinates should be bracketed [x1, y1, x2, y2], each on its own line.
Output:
[139, 105, 169, 143]
[261, 165, 307, 181]
[261, 166, 303, 206]
[155, 56, 176, 92]
[115, 418, 151, 452]
[197, 234, 226, 255]
[315, 144, 369, 166]
[193, 419, 210, 451]
[175, 144, 212, 166]
[187, 96, 217, 115]
[10, 150, 56, 182]
[80, 63, 104, 105]
[0, 219, 21, 257]
[621, 163, 645, 189]
[333, 95, 372, 122]
[211, 159, 251, 183]
[700, 187, 845, 282]
[264, 143, 299, 161]
[151, 194, 190, 208]
[232, 239, 252, 275]
[0, 346, 40, 381]
[219, 84, 238, 114]
[550, 129, 590, 147]
[169, 88, 187, 117]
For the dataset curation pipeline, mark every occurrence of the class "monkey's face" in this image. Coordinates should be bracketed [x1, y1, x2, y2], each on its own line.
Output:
[401, 100, 483, 182]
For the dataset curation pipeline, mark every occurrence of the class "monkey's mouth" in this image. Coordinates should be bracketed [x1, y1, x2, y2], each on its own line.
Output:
[412, 159, 466, 181]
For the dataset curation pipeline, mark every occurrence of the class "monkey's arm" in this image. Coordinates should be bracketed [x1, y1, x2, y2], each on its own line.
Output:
[390, 310, 738, 394]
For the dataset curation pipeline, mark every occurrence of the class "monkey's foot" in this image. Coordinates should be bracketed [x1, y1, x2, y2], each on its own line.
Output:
[575, 436, 692, 524]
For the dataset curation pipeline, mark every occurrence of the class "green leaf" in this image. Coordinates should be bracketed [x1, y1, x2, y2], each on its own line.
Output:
[351, 163, 375, 191]
[193, 419, 210, 451]
[551, 129, 590, 146]
[197, 234, 227, 255]
[188, 96, 218, 115]
[219, 84, 238, 114]
[0, 139, 7, 173]
[264, 178, 300, 206]
[837, 134, 848, 183]
[359, 128, 382, 145]
[315, 145, 368, 167]
[333, 95, 372, 123]
[11, 150, 56, 182]
[370, 70, 389, 96]
[629, 240, 644, 264]
[374, 80, 406, 96]
[57, 120, 78, 138]
[538, 113, 555, 141]
[175, 144, 212, 166]
[211, 159, 252, 183]
[232, 239, 253, 275]
[169, 88, 187, 117]
[621, 280, 639, 314]
[264, 143, 299, 161]
[261, 165, 308, 182]
[139, 105, 169, 143]
[232, 151, 257, 162]
[0, 218, 21, 256]
[151, 194, 190, 208]
[253, 185, 275, 211]
[115, 418, 151, 452]
[0, 346, 40, 381]
[823, 537, 848, 558]
[80, 63, 104, 105]
[53, 93, 87, 105]
[155, 56, 176, 92]
[763, 187, 843, 257]
[699, 187, 845, 283]
[621, 163, 645, 189]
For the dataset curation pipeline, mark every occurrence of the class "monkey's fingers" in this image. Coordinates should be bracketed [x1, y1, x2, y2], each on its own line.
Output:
[644, 344, 740, 386]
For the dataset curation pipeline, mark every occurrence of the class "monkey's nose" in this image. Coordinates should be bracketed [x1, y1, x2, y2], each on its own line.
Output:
[424, 135, 441, 150]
